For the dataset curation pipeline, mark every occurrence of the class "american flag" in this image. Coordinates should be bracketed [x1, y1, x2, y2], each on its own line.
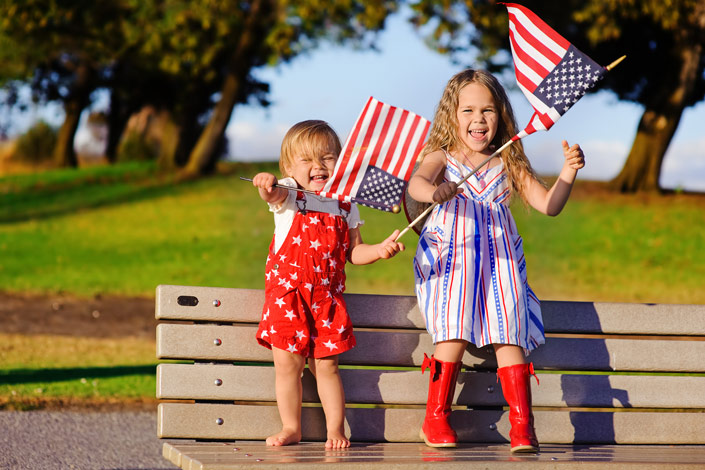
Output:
[502, 2, 606, 140]
[318, 97, 430, 212]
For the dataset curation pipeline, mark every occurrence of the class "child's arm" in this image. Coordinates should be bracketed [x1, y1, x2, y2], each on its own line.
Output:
[524, 140, 585, 216]
[347, 228, 405, 265]
[408, 150, 461, 204]
[252, 172, 289, 205]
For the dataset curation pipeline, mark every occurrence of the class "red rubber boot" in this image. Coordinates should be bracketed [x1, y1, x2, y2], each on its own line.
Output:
[419, 354, 462, 447]
[497, 362, 540, 453]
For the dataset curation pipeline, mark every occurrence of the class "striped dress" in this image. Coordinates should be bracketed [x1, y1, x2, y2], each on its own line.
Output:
[413, 153, 545, 352]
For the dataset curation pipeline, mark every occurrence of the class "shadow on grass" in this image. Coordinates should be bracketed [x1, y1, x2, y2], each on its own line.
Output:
[0, 160, 279, 224]
[0, 364, 157, 385]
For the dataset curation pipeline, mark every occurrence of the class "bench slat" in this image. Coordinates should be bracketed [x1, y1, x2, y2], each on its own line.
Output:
[162, 441, 705, 470]
[158, 403, 705, 444]
[155, 285, 705, 335]
[157, 363, 705, 408]
[156, 323, 705, 372]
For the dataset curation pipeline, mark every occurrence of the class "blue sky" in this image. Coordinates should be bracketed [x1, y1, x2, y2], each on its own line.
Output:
[225, 11, 705, 192]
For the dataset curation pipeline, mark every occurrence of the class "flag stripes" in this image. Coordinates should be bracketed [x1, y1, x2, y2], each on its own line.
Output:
[501, 2, 606, 140]
[319, 96, 430, 211]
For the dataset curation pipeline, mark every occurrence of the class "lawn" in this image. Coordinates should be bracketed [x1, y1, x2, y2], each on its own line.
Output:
[2, 162, 704, 408]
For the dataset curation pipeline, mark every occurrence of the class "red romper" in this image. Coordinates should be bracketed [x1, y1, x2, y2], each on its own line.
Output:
[257, 191, 357, 358]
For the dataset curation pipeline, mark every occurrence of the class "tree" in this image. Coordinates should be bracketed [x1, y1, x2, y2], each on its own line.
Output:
[0, 0, 132, 167]
[173, 0, 399, 177]
[409, 0, 705, 193]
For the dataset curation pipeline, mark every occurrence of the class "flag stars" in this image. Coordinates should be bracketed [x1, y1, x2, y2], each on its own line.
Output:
[310, 239, 322, 250]
[292, 235, 302, 246]
[321, 318, 332, 328]
[275, 297, 286, 308]
[287, 343, 298, 353]
[295, 330, 307, 340]
[323, 340, 338, 351]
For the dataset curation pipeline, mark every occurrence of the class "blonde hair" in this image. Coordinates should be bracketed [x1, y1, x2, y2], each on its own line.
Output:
[279, 120, 341, 177]
[423, 69, 543, 204]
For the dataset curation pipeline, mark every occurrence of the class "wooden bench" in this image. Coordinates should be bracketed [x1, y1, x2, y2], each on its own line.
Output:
[155, 284, 705, 469]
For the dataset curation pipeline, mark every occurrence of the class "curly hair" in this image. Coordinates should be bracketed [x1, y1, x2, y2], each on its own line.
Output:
[422, 69, 543, 204]
[279, 120, 341, 177]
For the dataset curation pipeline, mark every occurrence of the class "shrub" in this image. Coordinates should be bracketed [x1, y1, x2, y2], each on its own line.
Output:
[14, 121, 57, 163]
[116, 131, 157, 162]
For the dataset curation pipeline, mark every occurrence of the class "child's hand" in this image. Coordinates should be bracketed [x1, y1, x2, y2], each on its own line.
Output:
[432, 182, 463, 204]
[252, 172, 278, 192]
[562, 140, 585, 170]
[376, 230, 406, 259]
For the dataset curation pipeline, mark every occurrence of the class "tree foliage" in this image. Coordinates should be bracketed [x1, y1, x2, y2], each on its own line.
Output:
[409, 0, 705, 192]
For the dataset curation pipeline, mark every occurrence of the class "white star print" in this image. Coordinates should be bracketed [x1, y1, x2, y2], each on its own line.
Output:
[295, 330, 306, 340]
[310, 239, 321, 250]
[292, 235, 302, 246]
[289, 272, 298, 280]
[263, 309, 270, 321]
[304, 283, 313, 291]
[311, 302, 320, 311]
[279, 254, 287, 262]
[321, 318, 332, 328]
[284, 309, 296, 321]
[261, 330, 268, 338]
[323, 340, 338, 351]
[287, 343, 298, 353]
[321, 278, 329, 286]
[269, 325, 277, 334]
[274, 297, 285, 308]
[337, 325, 346, 334]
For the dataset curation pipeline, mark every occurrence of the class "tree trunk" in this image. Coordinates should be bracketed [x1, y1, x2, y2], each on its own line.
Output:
[181, 0, 274, 178]
[609, 40, 702, 193]
[52, 62, 94, 168]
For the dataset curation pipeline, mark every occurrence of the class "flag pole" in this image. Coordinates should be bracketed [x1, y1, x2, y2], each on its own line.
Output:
[394, 138, 516, 241]
[240, 176, 403, 213]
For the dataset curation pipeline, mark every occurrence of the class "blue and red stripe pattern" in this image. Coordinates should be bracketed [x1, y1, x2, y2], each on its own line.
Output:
[413, 153, 544, 351]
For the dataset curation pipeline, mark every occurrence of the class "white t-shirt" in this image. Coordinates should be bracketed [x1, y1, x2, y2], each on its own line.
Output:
[268, 177, 363, 253]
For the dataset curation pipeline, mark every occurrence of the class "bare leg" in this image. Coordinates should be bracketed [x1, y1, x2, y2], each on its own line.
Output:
[433, 339, 468, 362]
[266, 347, 305, 446]
[312, 355, 350, 449]
[494, 344, 525, 368]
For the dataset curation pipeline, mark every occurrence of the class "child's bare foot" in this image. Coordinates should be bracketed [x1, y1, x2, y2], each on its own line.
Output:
[325, 430, 350, 449]
[266, 428, 301, 446]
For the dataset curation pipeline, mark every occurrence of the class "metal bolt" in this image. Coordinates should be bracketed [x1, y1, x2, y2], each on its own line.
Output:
[214, 378, 223, 386]
[487, 385, 494, 393]
[215, 418, 224, 425]
[214, 338, 222, 346]
[488, 423, 497, 431]
[213, 299, 221, 307]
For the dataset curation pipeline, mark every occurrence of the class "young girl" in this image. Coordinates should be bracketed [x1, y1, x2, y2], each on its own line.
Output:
[408, 69, 585, 453]
[251, 120, 405, 449]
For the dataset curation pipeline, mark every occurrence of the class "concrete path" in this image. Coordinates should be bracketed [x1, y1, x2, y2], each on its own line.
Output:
[0, 410, 178, 470]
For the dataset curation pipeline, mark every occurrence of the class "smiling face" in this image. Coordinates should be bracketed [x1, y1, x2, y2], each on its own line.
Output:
[284, 151, 337, 191]
[455, 82, 499, 156]
[279, 120, 341, 192]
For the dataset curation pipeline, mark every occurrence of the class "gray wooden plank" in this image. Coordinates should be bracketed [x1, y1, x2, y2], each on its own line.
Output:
[158, 403, 705, 444]
[155, 285, 705, 335]
[157, 363, 705, 409]
[156, 323, 705, 372]
[161, 442, 705, 470]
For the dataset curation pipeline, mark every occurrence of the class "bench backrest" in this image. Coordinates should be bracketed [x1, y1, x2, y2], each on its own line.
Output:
[156, 285, 705, 444]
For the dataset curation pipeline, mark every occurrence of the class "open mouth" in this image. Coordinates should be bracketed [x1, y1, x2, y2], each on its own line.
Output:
[469, 129, 488, 140]
[311, 175, 328, 183]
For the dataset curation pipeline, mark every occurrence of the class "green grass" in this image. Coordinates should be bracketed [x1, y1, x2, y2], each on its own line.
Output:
[2, 162, 705, 407]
